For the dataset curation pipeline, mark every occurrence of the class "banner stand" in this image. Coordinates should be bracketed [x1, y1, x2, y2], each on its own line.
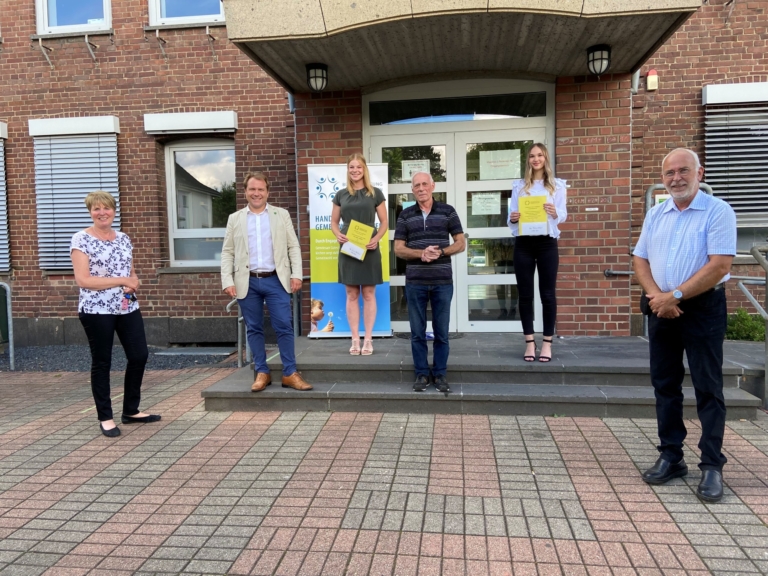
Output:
[307, 164, 392, 339]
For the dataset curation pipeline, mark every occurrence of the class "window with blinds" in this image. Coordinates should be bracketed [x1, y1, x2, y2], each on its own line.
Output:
[0, 137, 9, 272]
[34, 134, 120, 269]
[704, 103, 768, 227]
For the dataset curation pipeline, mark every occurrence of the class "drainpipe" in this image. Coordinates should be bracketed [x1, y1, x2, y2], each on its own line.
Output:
[289, 91, 303, 337]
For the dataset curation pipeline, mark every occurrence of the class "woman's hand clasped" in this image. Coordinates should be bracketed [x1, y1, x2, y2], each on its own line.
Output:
[123, 276, 140, 294]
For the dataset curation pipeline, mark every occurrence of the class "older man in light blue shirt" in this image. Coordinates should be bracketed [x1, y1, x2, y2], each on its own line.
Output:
[633, 148, 736, 503]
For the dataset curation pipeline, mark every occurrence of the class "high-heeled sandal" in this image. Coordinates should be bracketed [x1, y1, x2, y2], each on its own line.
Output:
[539, 337, 553, 363]
[523, 337, 536, 362]
[349, 338, 361, 355]
[361, 339, 373, 356]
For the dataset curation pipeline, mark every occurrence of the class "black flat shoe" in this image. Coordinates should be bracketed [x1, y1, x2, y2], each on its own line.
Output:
[100, 423, 121, 438]
[697, 469, 724, 502]
[121, 414, 162, 424]
[641, 456, 688, 485]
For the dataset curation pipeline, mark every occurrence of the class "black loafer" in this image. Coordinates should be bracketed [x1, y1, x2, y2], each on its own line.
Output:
[121, 414, 162, 424]
[100, 423, 121, 437]
[697, 469, 724, 502]
[641, 456, 688, 485]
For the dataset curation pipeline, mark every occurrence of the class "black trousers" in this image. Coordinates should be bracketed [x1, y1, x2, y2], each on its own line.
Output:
[513, 235, 559, 336]
[79, 310, 149, 422]
[648, 288, 728, 471]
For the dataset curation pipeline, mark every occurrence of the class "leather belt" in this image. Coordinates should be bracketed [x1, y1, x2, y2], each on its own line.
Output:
[250, 270, 277, 278]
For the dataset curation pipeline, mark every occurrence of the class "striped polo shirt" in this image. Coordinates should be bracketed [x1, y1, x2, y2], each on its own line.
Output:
[394, 201, 464, 285]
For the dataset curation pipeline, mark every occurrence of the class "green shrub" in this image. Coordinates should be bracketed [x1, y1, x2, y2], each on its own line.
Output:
[726, 308, 766, 342]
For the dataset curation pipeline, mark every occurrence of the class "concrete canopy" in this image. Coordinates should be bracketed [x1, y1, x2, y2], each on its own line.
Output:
[223, 0, 701, 93]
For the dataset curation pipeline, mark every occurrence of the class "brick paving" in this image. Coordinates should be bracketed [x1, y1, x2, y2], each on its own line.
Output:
[0, 369, 766, 575]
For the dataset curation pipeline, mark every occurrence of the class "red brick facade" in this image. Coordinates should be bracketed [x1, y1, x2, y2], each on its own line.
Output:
[0, 0, 296, 343]
[1, 0, 766, 343]
[555, 75, 633, 336]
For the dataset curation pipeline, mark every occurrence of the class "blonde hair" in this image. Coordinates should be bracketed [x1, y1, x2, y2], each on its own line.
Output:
[346, 153, 375, 197]
[522, 143, 556, 195]
[84, 191, 116, 211]
[243, 171, 270, 191]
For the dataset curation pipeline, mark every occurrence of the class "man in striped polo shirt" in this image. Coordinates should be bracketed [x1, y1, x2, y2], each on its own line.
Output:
[394, 172, 466, 393]
[633, 148, 736, 503]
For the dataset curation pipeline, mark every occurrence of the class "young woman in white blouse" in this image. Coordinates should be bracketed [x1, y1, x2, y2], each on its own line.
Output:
[508, 143, 568, 362]
[70, 191, 160, 438]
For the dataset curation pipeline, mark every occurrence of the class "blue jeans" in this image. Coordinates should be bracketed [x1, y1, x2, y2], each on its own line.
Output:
[406, 283, 453, 379]
[648, 288, 727, 471]
[238, 274, 297, 377]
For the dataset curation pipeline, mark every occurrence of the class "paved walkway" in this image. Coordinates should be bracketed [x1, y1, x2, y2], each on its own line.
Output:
[0, 369, 767, 576]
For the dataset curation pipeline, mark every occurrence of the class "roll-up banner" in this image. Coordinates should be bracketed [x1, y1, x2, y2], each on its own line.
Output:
[307, 164, 391, 338]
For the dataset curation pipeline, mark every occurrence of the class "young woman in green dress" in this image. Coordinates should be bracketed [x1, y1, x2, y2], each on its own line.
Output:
[331, 153, 388, 355]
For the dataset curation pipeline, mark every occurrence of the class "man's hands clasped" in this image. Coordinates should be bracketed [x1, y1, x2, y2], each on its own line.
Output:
[646, 291, 683, 319]
[421, 245, 442, 262]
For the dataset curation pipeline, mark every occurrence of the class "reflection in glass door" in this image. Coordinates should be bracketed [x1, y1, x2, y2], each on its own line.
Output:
[455, 130, 545, 332]
[371, 133, 456, 334]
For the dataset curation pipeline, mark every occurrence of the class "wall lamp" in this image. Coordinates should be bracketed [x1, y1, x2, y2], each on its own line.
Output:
[306, 63, 328, 92]
[587, 44, 611, 76]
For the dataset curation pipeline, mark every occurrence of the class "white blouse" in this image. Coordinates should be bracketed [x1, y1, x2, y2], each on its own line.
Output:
[70, 230, 139, 315]
[507, 178, 568, 239]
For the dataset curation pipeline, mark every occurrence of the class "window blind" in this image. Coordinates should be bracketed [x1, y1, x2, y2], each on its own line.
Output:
[34, 134, 120, 269]
[0, 139, 9, 272]
[704, 103, 768, 226]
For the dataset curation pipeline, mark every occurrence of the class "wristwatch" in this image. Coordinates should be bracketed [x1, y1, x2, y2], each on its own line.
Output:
[673, 289, 683, 300]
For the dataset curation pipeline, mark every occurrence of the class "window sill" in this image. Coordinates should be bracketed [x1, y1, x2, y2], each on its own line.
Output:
[144, 22, 225, 32]
[157, 266, 220, 274]
[31, 30, 114, 41]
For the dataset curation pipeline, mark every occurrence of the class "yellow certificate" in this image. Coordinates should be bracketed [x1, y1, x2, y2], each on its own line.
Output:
[340, 219, 375, 261]
[518, 196, 548, 236]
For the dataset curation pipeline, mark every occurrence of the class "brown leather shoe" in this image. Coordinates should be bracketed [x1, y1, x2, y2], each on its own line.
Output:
[251, 372, 271, 392]
[281, 372, 313, 391]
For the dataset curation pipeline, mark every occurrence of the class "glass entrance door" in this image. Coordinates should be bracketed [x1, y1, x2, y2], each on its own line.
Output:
[454, 129, 545, 332]
[370, 133, 455, 334]
[371, 128, 545, 333]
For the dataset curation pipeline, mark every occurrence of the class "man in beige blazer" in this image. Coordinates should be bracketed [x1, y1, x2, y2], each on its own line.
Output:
[221, 171, 312, 392]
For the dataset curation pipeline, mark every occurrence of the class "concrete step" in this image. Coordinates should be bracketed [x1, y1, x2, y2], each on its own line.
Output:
[202, 368, 761, 419]
[261, 363, 747, 388]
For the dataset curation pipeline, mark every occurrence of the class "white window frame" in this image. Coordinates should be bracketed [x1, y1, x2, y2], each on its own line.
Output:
[165, 139, 235, 267]
[148, 0, 224, 27]
[35, 0, 112, 35]
[30, 116, 120, 270]
[703, 82, 768, 229]
[0, 122, 9, 273]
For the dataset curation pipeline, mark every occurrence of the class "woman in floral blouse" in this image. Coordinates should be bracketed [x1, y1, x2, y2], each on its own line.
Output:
[70, 191, 160, 438]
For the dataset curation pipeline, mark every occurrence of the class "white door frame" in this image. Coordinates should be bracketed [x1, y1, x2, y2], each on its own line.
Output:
[363, 79, 555, 333]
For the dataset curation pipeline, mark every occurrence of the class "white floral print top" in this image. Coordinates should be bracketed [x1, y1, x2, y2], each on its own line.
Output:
[70, 230, 139, 315]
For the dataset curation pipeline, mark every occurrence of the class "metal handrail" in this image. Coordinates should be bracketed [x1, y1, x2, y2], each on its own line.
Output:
[0, 282, 13, 371]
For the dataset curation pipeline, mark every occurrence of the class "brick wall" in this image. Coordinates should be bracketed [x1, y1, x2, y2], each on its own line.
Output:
[293, 91, 363, 334]
[555, 74, 634, 336]
[0, 0, 296, 339]
[631, 0, 768, 321]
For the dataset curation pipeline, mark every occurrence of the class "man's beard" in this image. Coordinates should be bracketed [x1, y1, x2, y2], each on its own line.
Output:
[665, 181, 697, 201]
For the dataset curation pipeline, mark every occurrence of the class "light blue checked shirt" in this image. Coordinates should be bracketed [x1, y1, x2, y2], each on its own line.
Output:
[634, 190, 736, 292]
